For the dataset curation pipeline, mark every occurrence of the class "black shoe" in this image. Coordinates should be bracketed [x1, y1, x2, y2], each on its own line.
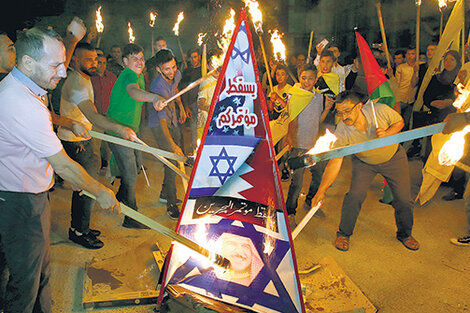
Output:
[68, 228, 104, 249]
[442, 192, 463, 201]
[450, 235, 470, 246]
[281, 168, 290, 182]
[167, 204, 180, 220]
[89, 229, 101, 237]
[122, 216, 149, 229]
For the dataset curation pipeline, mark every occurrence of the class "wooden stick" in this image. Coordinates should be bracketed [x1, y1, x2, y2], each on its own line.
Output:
[292, 202, 322, 239]
[162, 68, 217, 105]
[89, 130, 185, 162]
[462, 0, 465, 65]
[416, 3, 421, 65]
[275, 145, 291, 161]
[258, 34, 273, 91]
[96, 34, 102, 49]
[132, 136, 189, 181]
[376, 3, 392, 69]
[370, 101, 379, 128]
[151, 30, 155, 56]
[440, 11, 444, 39]
[178, 161, 188, 193]
[307, 30, 314, 62]
[177, 36, 187, 68]
[141, 165, 151, 187]
[80, 190, 230, 269]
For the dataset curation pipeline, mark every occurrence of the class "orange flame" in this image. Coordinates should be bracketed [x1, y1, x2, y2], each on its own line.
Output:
[127, 22, 135, 43]
[149, 11, 158, 28]
[438, 123, 470, 166]
[243, 0, 263, 34]
[439, 0, 447, 10]
[197, 33, 207, 46]
[95, 6, 104, 33]
[211, 8, 236, 69]
[306, 129, 337, 155]
[270, 29, 286, 62]
[453, 83, 470, 110]
[173, 11, 185, 36]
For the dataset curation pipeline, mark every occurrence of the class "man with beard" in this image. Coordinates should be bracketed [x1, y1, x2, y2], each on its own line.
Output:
[58, 42, 136, 249]
[149, 48, 187, 219]
[311, 91, 419, 252]
[0, 26, 119, 313]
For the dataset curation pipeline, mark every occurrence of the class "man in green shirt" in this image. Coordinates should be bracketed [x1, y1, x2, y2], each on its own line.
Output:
[107, 43, 165, 229]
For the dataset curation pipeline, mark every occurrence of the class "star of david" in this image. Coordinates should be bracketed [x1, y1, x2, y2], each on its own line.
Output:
[233, 97, 242, 105]
[169, 219, 298, 312]
[208, 147, 237, 184]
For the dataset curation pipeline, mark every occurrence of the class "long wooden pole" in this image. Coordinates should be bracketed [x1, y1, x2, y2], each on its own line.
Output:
[162, 68, 217, 105]
[440, 11, 444, 39]
[307, 30, 314, 63]
[177, 36, 187, 68]
[258, 34, 273, 91]
[462, 0, 465, 65]
[81, 190, 230, 269]
[416, 3, 421, 65]
[376, 2, 392, 69]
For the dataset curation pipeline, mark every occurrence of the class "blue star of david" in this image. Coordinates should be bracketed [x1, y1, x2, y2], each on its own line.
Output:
[208, 147, 237, 184]
[170, 219, 299, 313]
[219, 105, 225, 111]
[233, 97, 242, 105]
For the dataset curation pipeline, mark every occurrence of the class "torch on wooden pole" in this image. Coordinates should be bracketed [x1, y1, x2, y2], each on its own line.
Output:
[307, 30, 314, 63]
[376, 2, 392, 69]
[96, 35, 101, 49]
[177, 36, 187, 68]
[258, 34, 273, 91]
[80, 190, 230, 269]
[416, 1, 421, 64]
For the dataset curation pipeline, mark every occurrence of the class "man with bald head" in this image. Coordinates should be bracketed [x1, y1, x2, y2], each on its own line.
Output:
[0, 26, 119, 313]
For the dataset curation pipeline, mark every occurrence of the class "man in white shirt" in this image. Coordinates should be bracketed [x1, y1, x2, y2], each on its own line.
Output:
[0, 26, 118, 313]
[394, 47, 417, 129]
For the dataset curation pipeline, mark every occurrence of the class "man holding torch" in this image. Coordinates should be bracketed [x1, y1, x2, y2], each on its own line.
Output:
[0, 26, 119, 313]
[310, 90, 419, 252]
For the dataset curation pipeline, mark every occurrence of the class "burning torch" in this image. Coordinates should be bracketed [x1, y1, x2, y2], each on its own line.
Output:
[149, 11, 158, 56]
[173, 11, 187, 68]
[128, 22, 135, 43]
[244, 0, 274, 92]
[95, 6, 104, 48]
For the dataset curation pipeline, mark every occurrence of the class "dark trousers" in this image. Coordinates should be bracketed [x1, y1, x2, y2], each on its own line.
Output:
[108, 143, 142, 210]
[338, 145, 414, 240]
[62, 140, 99, 233]
[150, 124, 182, 206]
[285, 148, 327, 215]
[0, 191, 52, 313]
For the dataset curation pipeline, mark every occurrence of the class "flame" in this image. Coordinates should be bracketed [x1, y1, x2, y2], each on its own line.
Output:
[211, 8, 236, 69]
[149, 11, 158, 28]
[438, 124, 470, 166]
[173, 11, 185, 36]
[415, 0, 422, 6]
[243, 0, 263, 34]
[127, 22, 135, 43]
[197, 32, 207, 46]
[306, 129, 337, 155]
[270, 29, 286, 62]
[95, 6, 104, 33]
[453, 83, 470, 110]
[439, 0, 447, 10]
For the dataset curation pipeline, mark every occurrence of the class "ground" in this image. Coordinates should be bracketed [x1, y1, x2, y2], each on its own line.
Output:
[48, 128, 470, 313]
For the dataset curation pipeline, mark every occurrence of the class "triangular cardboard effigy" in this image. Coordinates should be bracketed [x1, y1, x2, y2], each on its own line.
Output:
[159, 8, 305, 313]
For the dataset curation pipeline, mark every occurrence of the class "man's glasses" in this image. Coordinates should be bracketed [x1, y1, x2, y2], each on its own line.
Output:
[334, 102, 359, 117]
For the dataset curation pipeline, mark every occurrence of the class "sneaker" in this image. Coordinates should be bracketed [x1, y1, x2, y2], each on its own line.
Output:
[158, 195, 182, 204]
[281, 168, 290, 182]
[450, 235, 470, 246]
[442, 192, 463, 201]
[89, 229, 101, 237]
[122, 216, 149, 229]
[167, 204, 180, 220]
[288, 214, 297, 230]
[68, 228, 104, 249]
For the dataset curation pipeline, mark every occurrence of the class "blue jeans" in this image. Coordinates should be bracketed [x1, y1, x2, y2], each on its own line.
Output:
[108, 143, 142, 210]
[0, 191, 52, 313]
[62, 140, 99, 233]
[285, 147, 326, 215]
[337, 146, 414, 240]
[150, 124, 182, 207]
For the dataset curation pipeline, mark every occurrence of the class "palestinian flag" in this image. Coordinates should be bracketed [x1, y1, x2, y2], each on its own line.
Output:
[355, 32, 395, 108]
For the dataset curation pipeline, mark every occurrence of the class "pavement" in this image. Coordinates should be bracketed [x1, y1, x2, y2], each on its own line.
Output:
[47, 131, 470, 312]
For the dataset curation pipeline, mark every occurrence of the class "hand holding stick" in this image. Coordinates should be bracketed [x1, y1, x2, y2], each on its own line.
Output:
[81, 190, 230, 269]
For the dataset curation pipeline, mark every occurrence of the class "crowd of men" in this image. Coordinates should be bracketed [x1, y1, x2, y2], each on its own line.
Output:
[0, 14, 469, 312]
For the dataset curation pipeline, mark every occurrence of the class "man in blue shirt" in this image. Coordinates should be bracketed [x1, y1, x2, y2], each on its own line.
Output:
[149, 48, 187, 219]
